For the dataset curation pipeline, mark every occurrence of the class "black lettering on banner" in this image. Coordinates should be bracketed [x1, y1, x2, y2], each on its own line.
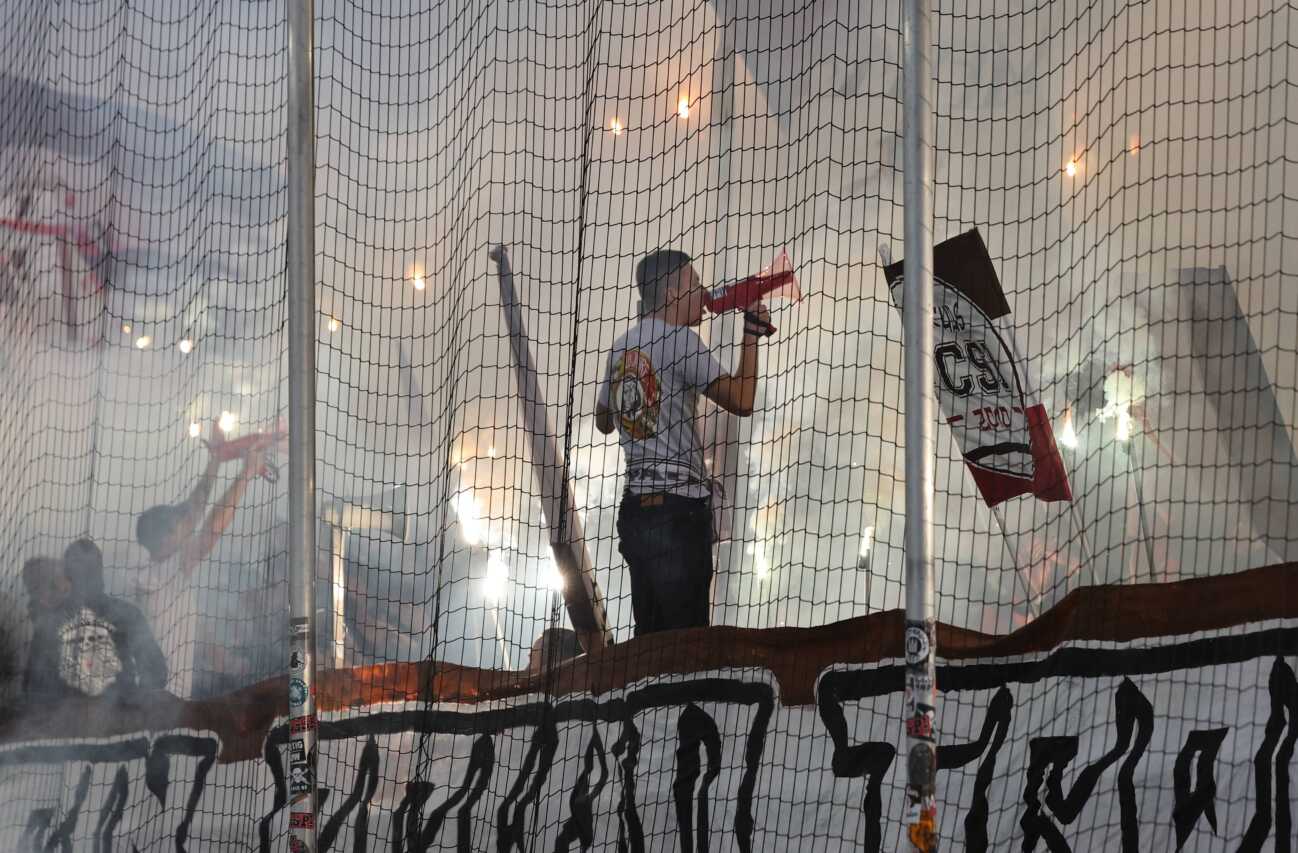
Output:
[612, 718, 645, 853]
[1239, 657, 1298, 853]
[151, 735, 218, 853]
[318, 736, 379, 853]
[937, 686, 1012, 853]
[45, 765, 92, 853]
[935, 342, 973, 397]
[496, 721, 559, 853]
[964, 340, 1008, 393]
[1171, 728, 1228, 851]
[1020, 678, 1154, 853]
[553, 730, 608, 853]
[394, 733, 494, 853]
[817, 670, 897, 853]
[674, 704, 723, 853]
[258, 729, 289, 853]
[94, 765, 129, 853]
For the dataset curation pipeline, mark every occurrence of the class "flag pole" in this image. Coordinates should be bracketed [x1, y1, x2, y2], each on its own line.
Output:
[902, 0, 939, 849]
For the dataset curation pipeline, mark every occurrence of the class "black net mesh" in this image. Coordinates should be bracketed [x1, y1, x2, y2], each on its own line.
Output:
[0, 0, 1294, 850]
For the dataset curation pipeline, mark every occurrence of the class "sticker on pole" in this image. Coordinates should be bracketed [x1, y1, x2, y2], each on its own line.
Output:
[904, 624, 931, 666]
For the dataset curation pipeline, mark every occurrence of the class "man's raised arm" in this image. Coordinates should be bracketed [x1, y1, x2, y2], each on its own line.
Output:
[176, 448, 266, 578]
[703, 302, 770, 418]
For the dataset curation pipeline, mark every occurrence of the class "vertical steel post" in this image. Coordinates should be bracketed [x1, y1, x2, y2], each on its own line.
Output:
[286, 0, 320, 848]
[902, 0, 939, 849]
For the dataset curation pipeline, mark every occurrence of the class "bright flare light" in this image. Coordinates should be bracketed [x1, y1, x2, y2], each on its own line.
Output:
[218, 410, 238, 434]
[453, 492, 487, 546]
[1059, 407, 1080, 449]
[859, 525, 875, 559]
[134, 335, 151, 349]
[1095, 370, 1141, 443]
[1064, 159, 1079, 177]
[543, 558, 566, 592]
[188, 422, 201, 438]
[121, 323, 132, 334]
[608, 117, 624, 135]
[327, 316, 340, 333]
[483, 552, 510, 602]
[178, 338, 194, 354]
[677, 96, 690, 119]
[1115, 408, 1133, 442]
[487, 446, 498, 458]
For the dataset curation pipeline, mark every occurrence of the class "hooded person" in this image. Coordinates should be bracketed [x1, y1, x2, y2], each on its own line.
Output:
[22, 541, 166, 703]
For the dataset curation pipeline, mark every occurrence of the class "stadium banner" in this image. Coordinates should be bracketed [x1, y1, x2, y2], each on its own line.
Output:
[884, 229, 1072, 506]
[0, 564, 1293, 852]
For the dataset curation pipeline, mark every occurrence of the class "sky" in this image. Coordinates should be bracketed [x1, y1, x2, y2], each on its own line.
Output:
[0, 0, 1294, 690]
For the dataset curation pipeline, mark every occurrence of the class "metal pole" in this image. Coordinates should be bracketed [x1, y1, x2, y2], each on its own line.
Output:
[286, 0, 320, 847]
[902, 0, 938, 850]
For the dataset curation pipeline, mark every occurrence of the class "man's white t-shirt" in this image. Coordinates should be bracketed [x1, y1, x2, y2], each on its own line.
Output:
[598, 316, 725, 499]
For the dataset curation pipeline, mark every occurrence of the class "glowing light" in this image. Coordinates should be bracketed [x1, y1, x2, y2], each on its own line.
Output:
[218, 410, 238, 434]
[859, 525, 875, 559]
[677, 96, 690, 119]
[1129, 136, 1140, 156]
[1095, 370, 1142, 444]
[1115, 408, 1133, 442]
[177, 338, 194, 354]
[752, 546, 771, 580]
[134, 335, 152, 350]
[327, 317, 340, 333]
[121, 323, 132, 334]
[483, 552, 510, 602]
[408, 264, 426, 291]
[608, 117, 624, 135]
[487, 446, 497, 458]
[1064, 159, 1079, 178]
[1059, 407, 1080, 449]
[412, 275, 426, 291]
[453, 491, 487, 546]
[188, 422, 201, 438]
[542, 558, 566, 592]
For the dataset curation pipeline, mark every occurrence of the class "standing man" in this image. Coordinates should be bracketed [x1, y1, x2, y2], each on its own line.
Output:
[595, 249, 771, 635]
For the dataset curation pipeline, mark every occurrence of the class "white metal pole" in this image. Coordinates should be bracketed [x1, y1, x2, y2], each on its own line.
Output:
[902, 0, 939, 850]
[286, 0, 320, 847]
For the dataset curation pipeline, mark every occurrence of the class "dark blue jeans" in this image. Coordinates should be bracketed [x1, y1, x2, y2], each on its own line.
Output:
[617, 493, 713, 636]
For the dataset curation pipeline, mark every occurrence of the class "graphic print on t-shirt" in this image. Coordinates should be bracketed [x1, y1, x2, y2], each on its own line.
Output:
[611, 348, 661, 439]
[57, 607, 123, 697]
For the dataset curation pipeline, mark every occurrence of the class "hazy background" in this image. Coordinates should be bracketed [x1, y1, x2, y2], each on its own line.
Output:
[0, 0, 1293, 696]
